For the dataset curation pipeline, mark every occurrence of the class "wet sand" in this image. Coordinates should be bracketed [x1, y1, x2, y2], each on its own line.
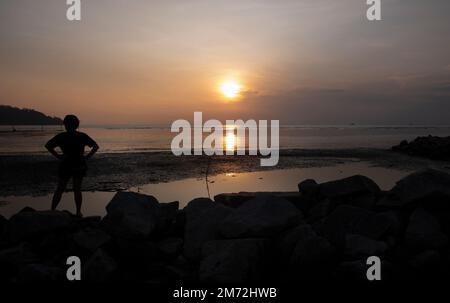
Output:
[1, 148, 449, 197]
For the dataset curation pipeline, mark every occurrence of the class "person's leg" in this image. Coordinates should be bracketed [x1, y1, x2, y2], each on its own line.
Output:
[51, 175, 70, 210]
[73, 176, 83, 217]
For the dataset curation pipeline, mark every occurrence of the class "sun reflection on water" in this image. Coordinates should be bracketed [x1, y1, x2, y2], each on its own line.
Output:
[225, 132, 236, 151]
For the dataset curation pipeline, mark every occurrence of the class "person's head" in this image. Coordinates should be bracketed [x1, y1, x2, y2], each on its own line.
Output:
[63, 115, 80, 132]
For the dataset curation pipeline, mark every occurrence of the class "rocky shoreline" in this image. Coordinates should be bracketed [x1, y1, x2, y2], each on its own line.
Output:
[392, 135, 450, 160]
[1, 168, 450, 282]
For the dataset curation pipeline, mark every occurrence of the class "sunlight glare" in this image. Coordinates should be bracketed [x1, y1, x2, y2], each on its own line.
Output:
[220, 80, 240, 99]
[225, 132, 236, 151]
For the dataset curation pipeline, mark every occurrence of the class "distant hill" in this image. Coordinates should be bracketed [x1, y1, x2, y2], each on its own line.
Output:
[0, 105, 63, 125]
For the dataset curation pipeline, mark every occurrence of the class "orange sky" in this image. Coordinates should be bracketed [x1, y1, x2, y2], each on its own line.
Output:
[1, 0, 450, 125]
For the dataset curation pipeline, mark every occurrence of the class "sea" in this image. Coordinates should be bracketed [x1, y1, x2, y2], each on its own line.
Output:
[1, 124, 450, 154]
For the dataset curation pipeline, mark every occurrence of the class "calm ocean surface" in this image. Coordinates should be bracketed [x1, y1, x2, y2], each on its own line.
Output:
[1, 125, 450, 154]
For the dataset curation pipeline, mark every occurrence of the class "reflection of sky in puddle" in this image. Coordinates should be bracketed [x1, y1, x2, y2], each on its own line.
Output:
[0, 162, 412, 218]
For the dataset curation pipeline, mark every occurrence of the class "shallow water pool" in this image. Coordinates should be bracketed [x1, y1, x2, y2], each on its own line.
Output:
[0, 161, 412, 218]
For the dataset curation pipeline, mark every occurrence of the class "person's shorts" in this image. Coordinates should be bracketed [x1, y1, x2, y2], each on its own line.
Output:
[58, 163, 87, 178]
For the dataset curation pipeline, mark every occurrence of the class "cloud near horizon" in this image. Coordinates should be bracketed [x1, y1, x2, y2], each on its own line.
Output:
[0, 0, 449, 125]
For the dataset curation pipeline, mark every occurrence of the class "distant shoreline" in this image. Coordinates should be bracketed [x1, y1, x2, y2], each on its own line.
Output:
[0, 105, 62, 126]
[3, 124, 450, 129]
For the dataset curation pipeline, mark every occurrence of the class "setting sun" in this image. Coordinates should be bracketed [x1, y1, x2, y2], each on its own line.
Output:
[220, 80, 240, 99]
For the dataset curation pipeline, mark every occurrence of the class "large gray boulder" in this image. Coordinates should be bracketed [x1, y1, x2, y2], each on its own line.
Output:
[405, 208, 448, 251]
[321, 205, 372, 248]
[408, 250, 442, 273]
[306, 199, 332, 224]
[277, 224, 308, 263]
[379, 169, 450, 208]
[344, 234, 388, 259]
[4, 211, 73, 242]
[215, 192, 302, 209]
[0, 214, 6, 235]
[296, 180, 320, 212]
[315, 175, 381, 210]
[102, 192, 160, 239]
[219, 195, 302, 238]
[83, 249, 117, 282]
[334, 258, 396, 280]
[199, 239, 269, 283]
[0, 244, 38, 264]
[113, 238, 159, 275]
[318, 175, 380, 199]
[157, 237, 183, 260]
[16, 264, 64, 282]
[0, 243, 39, 280]
[333, 260, 370, 281]
[214, 193, 253, 208]
[157, 201, 179, 232]
[73, 228, 112, 252]
[298, 179, 319, 196]
[183, 198, 234, 260]
[367, 211, 403, 239]
[283, 224, 336, 279]
[321, 205, 395, 247]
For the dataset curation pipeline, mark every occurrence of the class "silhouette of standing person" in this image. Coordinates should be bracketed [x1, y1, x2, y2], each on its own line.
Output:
[45, 115, 99, 217]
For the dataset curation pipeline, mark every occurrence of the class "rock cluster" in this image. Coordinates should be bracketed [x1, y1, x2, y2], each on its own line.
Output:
[392, 135, 450, 160]
[1, 169, 450, 282]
